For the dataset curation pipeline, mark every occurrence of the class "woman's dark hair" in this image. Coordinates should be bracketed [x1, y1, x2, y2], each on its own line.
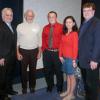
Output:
[63, 16, 78, 35]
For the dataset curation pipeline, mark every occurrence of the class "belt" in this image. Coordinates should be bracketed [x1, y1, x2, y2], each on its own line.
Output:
[47, 48, 58, 52]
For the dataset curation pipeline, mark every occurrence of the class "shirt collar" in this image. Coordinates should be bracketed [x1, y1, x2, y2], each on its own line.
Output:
[84, 16, 94, 24]
[48, 22, 58, 27]
[5, 22, 11, 26]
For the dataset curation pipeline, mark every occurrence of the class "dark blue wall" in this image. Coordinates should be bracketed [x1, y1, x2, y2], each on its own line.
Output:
[0, 0, 23, 27]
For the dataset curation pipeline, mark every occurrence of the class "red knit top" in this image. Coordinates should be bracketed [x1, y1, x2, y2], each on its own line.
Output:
[59, 32, 78, 60]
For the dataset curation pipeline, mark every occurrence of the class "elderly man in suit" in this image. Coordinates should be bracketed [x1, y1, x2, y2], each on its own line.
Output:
[0, 8, 17, 100]
[79, 3, 100, 100]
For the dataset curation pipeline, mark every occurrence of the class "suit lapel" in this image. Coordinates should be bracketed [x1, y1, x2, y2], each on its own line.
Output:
[3, 22, 14, 34]
[79, 18, 95, 39]
[79, 23, 90, 39]
[12, 25, 16, 34]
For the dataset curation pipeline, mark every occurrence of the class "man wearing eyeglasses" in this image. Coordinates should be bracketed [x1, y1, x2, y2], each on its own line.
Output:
[79, 3, 100, 100]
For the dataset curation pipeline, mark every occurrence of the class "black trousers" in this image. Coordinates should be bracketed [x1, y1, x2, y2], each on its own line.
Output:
[0, 54, 16, 97]
[43, 50, 63, 91]
[81, 67, 99, 100]
[19, 48, 38, 90]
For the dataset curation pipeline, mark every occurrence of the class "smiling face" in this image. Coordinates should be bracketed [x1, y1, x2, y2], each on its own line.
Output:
[65, 18, 75, 31]
[25, 10, 34, 23]
[83, 7, 95, 21]
[2, 9, 13, 23]
[48, 13, 57, 25]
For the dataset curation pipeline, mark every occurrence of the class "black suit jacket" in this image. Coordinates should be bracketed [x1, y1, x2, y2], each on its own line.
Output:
[79, 17, 100, 68]
[0, 21, 17, 64]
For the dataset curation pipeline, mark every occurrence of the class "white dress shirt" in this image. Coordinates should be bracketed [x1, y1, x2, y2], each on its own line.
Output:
[6, 22, 14, 33]
[17, 22, 41, 50]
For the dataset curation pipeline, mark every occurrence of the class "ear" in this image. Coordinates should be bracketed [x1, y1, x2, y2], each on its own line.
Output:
[93, 10, 95, 15]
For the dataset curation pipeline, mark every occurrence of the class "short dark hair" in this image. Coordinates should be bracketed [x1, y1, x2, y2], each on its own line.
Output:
[63, 16, 78, 35]
[83, 2, 96, 10]
[48, 11, 57, 17]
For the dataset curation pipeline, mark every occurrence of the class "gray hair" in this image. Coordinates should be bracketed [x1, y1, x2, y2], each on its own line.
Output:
[24, 9, 35, 19]
[1, 8, 13, 20]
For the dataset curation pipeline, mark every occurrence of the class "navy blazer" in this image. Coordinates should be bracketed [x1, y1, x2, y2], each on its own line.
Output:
[0, 21, 17, 62]
[79, 17, 100, 68]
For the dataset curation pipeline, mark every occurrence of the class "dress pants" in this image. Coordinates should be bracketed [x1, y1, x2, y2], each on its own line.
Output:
[43, 50, 63, 91]
[0, 54, 16, 98]
[81, 67, 99, 100]
[19, 48, 38, 90]
[0, 65, 7, 98]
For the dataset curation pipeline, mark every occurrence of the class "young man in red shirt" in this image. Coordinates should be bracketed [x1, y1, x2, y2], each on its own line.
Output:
[42, 11, 63, 93]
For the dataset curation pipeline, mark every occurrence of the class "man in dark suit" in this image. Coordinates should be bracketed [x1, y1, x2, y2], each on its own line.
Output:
[0, 8, 17, 100]
[79, 3, 100, 100]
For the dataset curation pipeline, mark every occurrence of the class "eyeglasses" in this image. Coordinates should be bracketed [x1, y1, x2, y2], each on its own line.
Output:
[83, 9, 93, 12]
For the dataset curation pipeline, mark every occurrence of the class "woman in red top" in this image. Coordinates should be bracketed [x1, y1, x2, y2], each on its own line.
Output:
[59, 16, 78, 100]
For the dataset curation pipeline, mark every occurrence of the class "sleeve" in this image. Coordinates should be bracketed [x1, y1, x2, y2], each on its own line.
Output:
[0, 27, 3, 59]
[41, 27, 46, 51]
[72, 32, 78, 60]
[16, 25, 20, 47]
[91, 22, 100, 63]
[59, 36, 63, 57]
[58, 24, 63, 50]
[37, 26, 42, 47]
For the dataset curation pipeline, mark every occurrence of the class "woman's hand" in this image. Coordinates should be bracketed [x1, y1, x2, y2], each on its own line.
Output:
[72, 60, 77, 68]
[59, 57, 64, 63]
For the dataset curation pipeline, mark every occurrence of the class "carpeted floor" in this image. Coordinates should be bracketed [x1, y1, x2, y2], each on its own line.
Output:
[11, 78, 100, 100]
[11, 86, 85, 100]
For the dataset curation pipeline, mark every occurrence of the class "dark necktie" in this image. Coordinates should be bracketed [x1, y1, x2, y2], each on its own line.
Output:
[48, 26, 53, 48]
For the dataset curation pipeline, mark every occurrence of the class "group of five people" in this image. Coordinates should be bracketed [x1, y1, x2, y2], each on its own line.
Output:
[0, 2, 100, 100]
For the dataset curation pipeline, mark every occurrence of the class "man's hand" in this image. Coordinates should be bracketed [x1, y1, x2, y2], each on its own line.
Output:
[37, 48, 42, 59]
[90, 61, 98, 70]
[17, 52, 23, 61]
[0, 58, 5, 66]
[37, 52, 41, 59]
